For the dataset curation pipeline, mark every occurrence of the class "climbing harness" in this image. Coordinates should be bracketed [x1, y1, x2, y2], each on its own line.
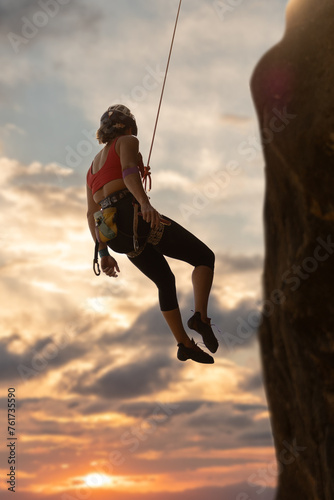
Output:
[144, 0, 183, 192]
[127, 221, 166, 259]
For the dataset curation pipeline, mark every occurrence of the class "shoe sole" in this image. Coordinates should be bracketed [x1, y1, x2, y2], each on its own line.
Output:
[178, 354, 214, 364]
[177, 345, 214, 364]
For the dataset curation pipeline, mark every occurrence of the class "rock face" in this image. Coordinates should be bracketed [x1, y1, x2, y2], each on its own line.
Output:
[251, 1, 334, 499]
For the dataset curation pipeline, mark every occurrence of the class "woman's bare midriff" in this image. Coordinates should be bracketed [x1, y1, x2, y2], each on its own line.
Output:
[93, 179, 127, 204]
[92, 141, 127, 204]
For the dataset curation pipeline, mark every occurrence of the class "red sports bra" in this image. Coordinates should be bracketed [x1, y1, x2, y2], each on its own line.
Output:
[87, 138, 122, 195]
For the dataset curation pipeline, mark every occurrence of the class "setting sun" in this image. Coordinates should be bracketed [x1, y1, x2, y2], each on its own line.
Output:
[83, 473, 113, 488]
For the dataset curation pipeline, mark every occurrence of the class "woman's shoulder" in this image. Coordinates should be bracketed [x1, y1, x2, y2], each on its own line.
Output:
[117, 135, 139, 146]
[116, 135, 139, 155]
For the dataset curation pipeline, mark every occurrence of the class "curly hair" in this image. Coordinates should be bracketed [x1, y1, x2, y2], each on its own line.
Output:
[96, 105, 138, 144]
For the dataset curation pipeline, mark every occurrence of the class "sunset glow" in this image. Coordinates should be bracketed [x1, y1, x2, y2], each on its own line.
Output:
[82, 473, 113, 488]
[0, 1, 290, 499]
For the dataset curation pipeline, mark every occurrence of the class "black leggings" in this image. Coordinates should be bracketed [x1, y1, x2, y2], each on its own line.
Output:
[106, 194, 215, 311]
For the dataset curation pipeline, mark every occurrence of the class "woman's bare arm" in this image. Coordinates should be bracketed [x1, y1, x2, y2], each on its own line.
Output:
[86, 184, 120, 277]
[119, 135, 160, 228]
[86, 184, 107, 250]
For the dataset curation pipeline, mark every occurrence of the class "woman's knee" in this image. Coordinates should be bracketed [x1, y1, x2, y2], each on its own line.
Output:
[156, 267, 176, 290]
[196, 247, 215, 270]
[208, 248, 215, 270]
[157, 270, 178, 311]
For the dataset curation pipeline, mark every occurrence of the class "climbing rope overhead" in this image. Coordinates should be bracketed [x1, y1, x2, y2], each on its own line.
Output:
[144, 0, 183, 191]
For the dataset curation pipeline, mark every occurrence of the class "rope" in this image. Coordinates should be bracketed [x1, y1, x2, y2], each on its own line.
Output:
[145, 0, 183, 189]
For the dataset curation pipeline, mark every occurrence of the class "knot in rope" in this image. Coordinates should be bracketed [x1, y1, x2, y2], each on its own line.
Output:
[142, 165, 152, 192]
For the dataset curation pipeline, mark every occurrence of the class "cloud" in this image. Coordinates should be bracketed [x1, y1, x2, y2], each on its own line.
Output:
[181, 401, 273, 450]
[234, 402, 267, 412]
[0, 0, 41, 34]
[0, 484, 276, 500]
[98, 305, 173, 347]
[2, 122, 26, 135]
[220, 114, 252, 126]
[3, 393, 273, 482]
[0, 335, 24, 381]
[0, 0, 103, 46]
[0, 330, 86, 382]
[0, 2, 289, 496]
[239, 430, 274, 447]
[238, 372, 265, 392]
[0, 157, 74, 190]
[118, 400, 205, 420]
[68, 352, 181, 399]
[218, 253, 263, 273]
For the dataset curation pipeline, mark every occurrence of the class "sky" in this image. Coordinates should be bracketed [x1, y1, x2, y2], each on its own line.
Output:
[0, 0, 292, 498]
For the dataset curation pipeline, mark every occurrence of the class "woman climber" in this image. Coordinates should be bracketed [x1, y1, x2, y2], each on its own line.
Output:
[86, 104, 218, 364]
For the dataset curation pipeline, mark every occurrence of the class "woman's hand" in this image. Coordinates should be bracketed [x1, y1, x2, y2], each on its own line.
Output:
[101, 255, 120, 277]
[140, 201, 161, 229]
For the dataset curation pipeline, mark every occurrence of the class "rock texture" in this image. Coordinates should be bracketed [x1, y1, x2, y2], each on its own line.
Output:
[251, 1, 334, 499]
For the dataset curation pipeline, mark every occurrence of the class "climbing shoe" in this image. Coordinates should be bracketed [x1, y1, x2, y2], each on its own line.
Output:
[187, 311, 219, 353]
[177, 339, 214, 364]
